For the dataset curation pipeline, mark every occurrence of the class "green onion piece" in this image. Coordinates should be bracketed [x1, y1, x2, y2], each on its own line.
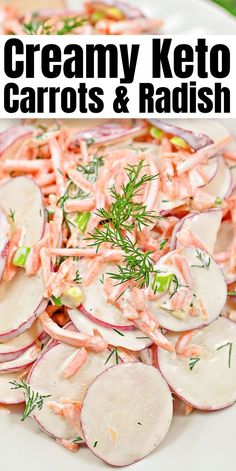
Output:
[150, 126, 164, 139]
[152, 273, 174, 293]
[170, 136, 189, 149]
[51, 295, 62, 306]
[215, 196, 222, 206]
[13, 247, 31, 268]
[91, 11, 105, 22]
[75, 212, 90, 233]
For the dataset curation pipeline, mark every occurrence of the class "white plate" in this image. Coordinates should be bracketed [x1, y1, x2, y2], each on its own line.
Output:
[0, 0, 236, 470]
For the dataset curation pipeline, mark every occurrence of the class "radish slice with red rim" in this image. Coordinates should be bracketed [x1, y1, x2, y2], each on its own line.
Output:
[68, 308, 152, 351]
[0, 320, 43, 362]
[0, 371, 25, 404]
[70, 122, 146, 150]
[28, 341, 118, 441]
[81, 363, 173, 467]
[214, 221, 236, 283]
[0, 344, 40, 373]
[80, 262, 134, 330]
[148, 119, 230, 150]
[148, 247, 227, 332]
[0, 125, 33, 160]
[0, 207, 10, 281]
[188, 156, 218, 189]
[0, 270, 46, 340]
[170, 209, 222, 254]
[158, 317, 236, 410]
[0, 176, 45, 246]
[203, 157, 232, 199]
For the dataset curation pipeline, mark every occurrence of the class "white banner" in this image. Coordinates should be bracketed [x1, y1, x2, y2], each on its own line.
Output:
[0, 35, 235, 118]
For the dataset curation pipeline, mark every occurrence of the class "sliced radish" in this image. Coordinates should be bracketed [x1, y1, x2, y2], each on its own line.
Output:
[0, 125, 33, 160]
[159, 198, 187, 214]
[80, 262, 134, 330]
[159, 158, 218, 215]
[0, 344, 40, 373]
[188, 156, 218, 188]
[170, 209, 222, 254]
[0, 207, 10, 281]
[214, 221, 236, 283]
[68, 309, 152, 351]
[148, 119, 232, 150]
[0, 320, 43, 362]
[158, 317, 236, 410]
[203, 157, 232, 199]
[0, 176, 45, 246]
[0, 371, 25, 404]
[28, 342, 117, 441]
[148, 247, 227, 331]
[70, 122, 146, 150]
[138, 347, 153, 365]
[81, 363, 173, 467]
[0, 270, 46, 340]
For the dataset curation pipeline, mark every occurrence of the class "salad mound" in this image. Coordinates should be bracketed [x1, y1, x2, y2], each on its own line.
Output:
[0, 116, 235, 465]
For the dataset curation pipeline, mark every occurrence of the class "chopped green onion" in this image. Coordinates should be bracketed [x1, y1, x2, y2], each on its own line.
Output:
[150, 126, 164, 139]
[227, 291, 236, 296]
[74, 212, 91, 233]
[159, 239, 167, 250]
[91, 11, 104, 22]
[215, 196, 222, 206]
[170, 136, 189, 149]
[152, 273, 174, 293]
[13, 247, 31, 268]
[51, 295, 62, 306]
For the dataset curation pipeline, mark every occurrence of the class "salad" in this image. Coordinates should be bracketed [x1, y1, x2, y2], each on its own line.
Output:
[0, 0, 162, 35]
[0, 117, 235, 466]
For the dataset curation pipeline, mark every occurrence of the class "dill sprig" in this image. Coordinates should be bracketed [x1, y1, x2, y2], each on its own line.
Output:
[74, 270, 82, 284]
[9, 380, 51, 421]
[217, 342, 233, 368]
[104, 347, 119, 365]
[189, 357, 200, 371]
[191, 249, 211, 269]
[88, 161, 161, 287]
[71, 436, 83, 444]
[8, 208, 15, 222]
[77, 155, 104, 183]
[95, 160, 160, 233]
[57, 17, 85, 35]
[23, 16, 85, 35]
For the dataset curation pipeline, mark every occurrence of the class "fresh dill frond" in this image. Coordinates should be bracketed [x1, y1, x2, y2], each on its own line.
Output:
[71, 436, 83, 444]
[24, 16, 85, 35]
[217, 342, 233, 368]
[9, 380, 51, 421]
[77, 155, 104, 183]
[57, 16, 85, 35]
[113, 328, 125, 336]
[189, 357, 200, 371]
[104, 348, 119, 365]
[191, 249, 211, 269]
[8, 208, 15, 222]
[74, 270, 82, 284]
[88, 161, 161, 287]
